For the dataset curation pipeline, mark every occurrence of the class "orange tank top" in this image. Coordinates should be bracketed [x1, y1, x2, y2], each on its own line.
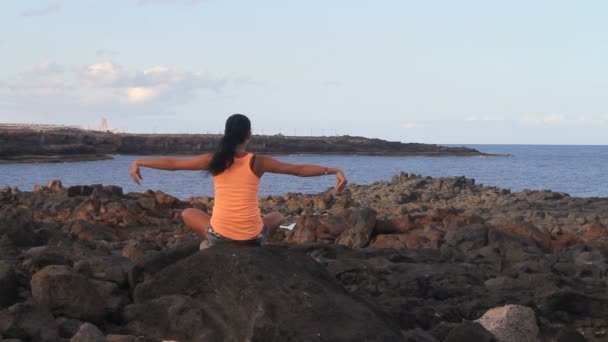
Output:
[210, 153, 263, 240]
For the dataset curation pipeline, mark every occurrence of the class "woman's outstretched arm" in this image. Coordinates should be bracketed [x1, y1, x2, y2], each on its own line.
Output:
[257, 155, 348, 192]
[130, 154, 212, 185]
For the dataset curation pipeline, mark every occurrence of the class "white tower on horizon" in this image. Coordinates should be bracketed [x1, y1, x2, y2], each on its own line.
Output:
[100, 118, 109, 131]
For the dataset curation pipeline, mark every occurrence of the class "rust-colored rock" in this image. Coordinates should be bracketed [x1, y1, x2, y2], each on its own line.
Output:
[551, 231, 580, 251]
[496, 223, 551, 252]
[155, 191, 178, 208]
[583, 224, 608, 241]
[375, 216, 414, 234]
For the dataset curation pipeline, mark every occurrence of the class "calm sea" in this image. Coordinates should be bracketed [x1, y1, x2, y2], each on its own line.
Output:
[1, 145, 606, 199]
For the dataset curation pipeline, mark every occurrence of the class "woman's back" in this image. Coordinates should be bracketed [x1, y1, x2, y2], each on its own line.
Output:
[210, 153, 263, 240]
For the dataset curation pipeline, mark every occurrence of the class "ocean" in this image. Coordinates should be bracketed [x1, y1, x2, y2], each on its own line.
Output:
[1, 145, 606, 199]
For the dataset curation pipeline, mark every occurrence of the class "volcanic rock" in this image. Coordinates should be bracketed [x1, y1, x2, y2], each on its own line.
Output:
[0, 302, 59, 342]
[476, 305, 539, 342]
[128, 244, 403, 341]
[0, 261, 18, 309]
[30, 265, 106, 322]
[70, 322, 106, 342]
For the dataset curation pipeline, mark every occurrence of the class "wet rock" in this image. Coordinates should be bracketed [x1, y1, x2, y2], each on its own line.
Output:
[70, 322, 105, 342]
[31, 265, 106, 322]
[0, 261, 18, 309]
[0, 302, 59, 342]
[476, 305, 539, 342]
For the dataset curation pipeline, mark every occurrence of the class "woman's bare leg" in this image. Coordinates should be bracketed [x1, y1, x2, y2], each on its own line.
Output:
[263, 212, 284, 236]
[181, 208, 210, 239]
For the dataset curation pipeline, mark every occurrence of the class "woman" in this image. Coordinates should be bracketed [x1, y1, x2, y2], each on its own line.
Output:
[129, 114, 348, 246]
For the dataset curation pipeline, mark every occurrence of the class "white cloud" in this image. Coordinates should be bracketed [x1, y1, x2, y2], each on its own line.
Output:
[401, 122, 429, 129]
[126, 86, 164, 103]
[520, 115, 565, 125]
[79, 62, 124, 86]
[0, 61, 236, 121]
[21, 3, 62, 17]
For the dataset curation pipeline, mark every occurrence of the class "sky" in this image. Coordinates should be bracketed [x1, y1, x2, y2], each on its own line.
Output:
[1, 1, 607, 145]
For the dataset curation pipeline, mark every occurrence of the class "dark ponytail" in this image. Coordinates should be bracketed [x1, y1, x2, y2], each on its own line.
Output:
[209, 114, 251, 175]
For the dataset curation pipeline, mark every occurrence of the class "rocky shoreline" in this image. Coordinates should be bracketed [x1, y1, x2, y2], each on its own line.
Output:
[1, 174, 607, 341]
[0, 125, 497, 164]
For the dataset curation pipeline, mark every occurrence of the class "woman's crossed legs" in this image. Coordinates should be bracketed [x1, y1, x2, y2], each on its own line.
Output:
[181, 208, 283, 241]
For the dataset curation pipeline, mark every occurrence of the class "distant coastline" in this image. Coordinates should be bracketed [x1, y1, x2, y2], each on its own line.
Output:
[0, 123, 506, 164]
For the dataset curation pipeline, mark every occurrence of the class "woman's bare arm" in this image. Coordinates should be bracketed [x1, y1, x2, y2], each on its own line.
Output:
[257, 155, 348, 192]
[130, 154, 212, 185]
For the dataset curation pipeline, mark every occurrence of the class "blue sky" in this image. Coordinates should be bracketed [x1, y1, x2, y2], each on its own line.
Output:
[1, 1, 607, 144]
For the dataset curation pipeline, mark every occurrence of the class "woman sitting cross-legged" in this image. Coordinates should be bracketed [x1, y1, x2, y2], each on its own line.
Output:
[129, 114, 348, 246]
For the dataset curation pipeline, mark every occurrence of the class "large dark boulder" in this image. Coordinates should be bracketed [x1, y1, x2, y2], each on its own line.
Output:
[0, 207, 44, 248]
[127, 244, 403, 341]
[31, 265, 106, 322]
[0, 261, 18, 309]
[0, 302, 59, 342]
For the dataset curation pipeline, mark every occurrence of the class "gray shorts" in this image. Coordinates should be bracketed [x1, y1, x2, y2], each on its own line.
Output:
[206, 224, 267, 246]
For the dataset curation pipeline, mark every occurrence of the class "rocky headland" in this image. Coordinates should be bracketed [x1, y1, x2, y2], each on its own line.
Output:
[0, 124, 495, 164]
[1, 173, 607, 341]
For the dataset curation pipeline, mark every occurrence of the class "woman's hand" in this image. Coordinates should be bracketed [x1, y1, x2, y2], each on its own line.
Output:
[130, 161, 143, 185]
[335, 169, 348, 193]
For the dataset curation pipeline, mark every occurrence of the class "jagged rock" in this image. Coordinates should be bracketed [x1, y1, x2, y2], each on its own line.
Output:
[128, 241, 200, 290]
[375, 216, 414, 234]
[22, 246, 74, 274]
[46, 180, 63, 192]
[0, 261, 18, 309]
[70, 322, 105, 342]
[0, 302, 59, 342]
[66, 219, 118, 241]
[30, 265, 106, 322]
[335, 208, 377, 248]
[553, 326, 587, 342]
[128, 244, 403, 341]
[67, 185, 94, 197]
[106, 335, 163, 342]
[56, 317, 83, 339]
[74, 254, 134, 286]
[0, 207, 43, 247]
[476, 305, 539, 342]
[401, 328, 439, 342]
[122, 240, 159, 262]
[444, 322, 495, 342]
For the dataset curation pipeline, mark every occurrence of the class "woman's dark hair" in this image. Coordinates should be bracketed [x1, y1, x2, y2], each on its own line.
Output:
[209, 114, 251, 175]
